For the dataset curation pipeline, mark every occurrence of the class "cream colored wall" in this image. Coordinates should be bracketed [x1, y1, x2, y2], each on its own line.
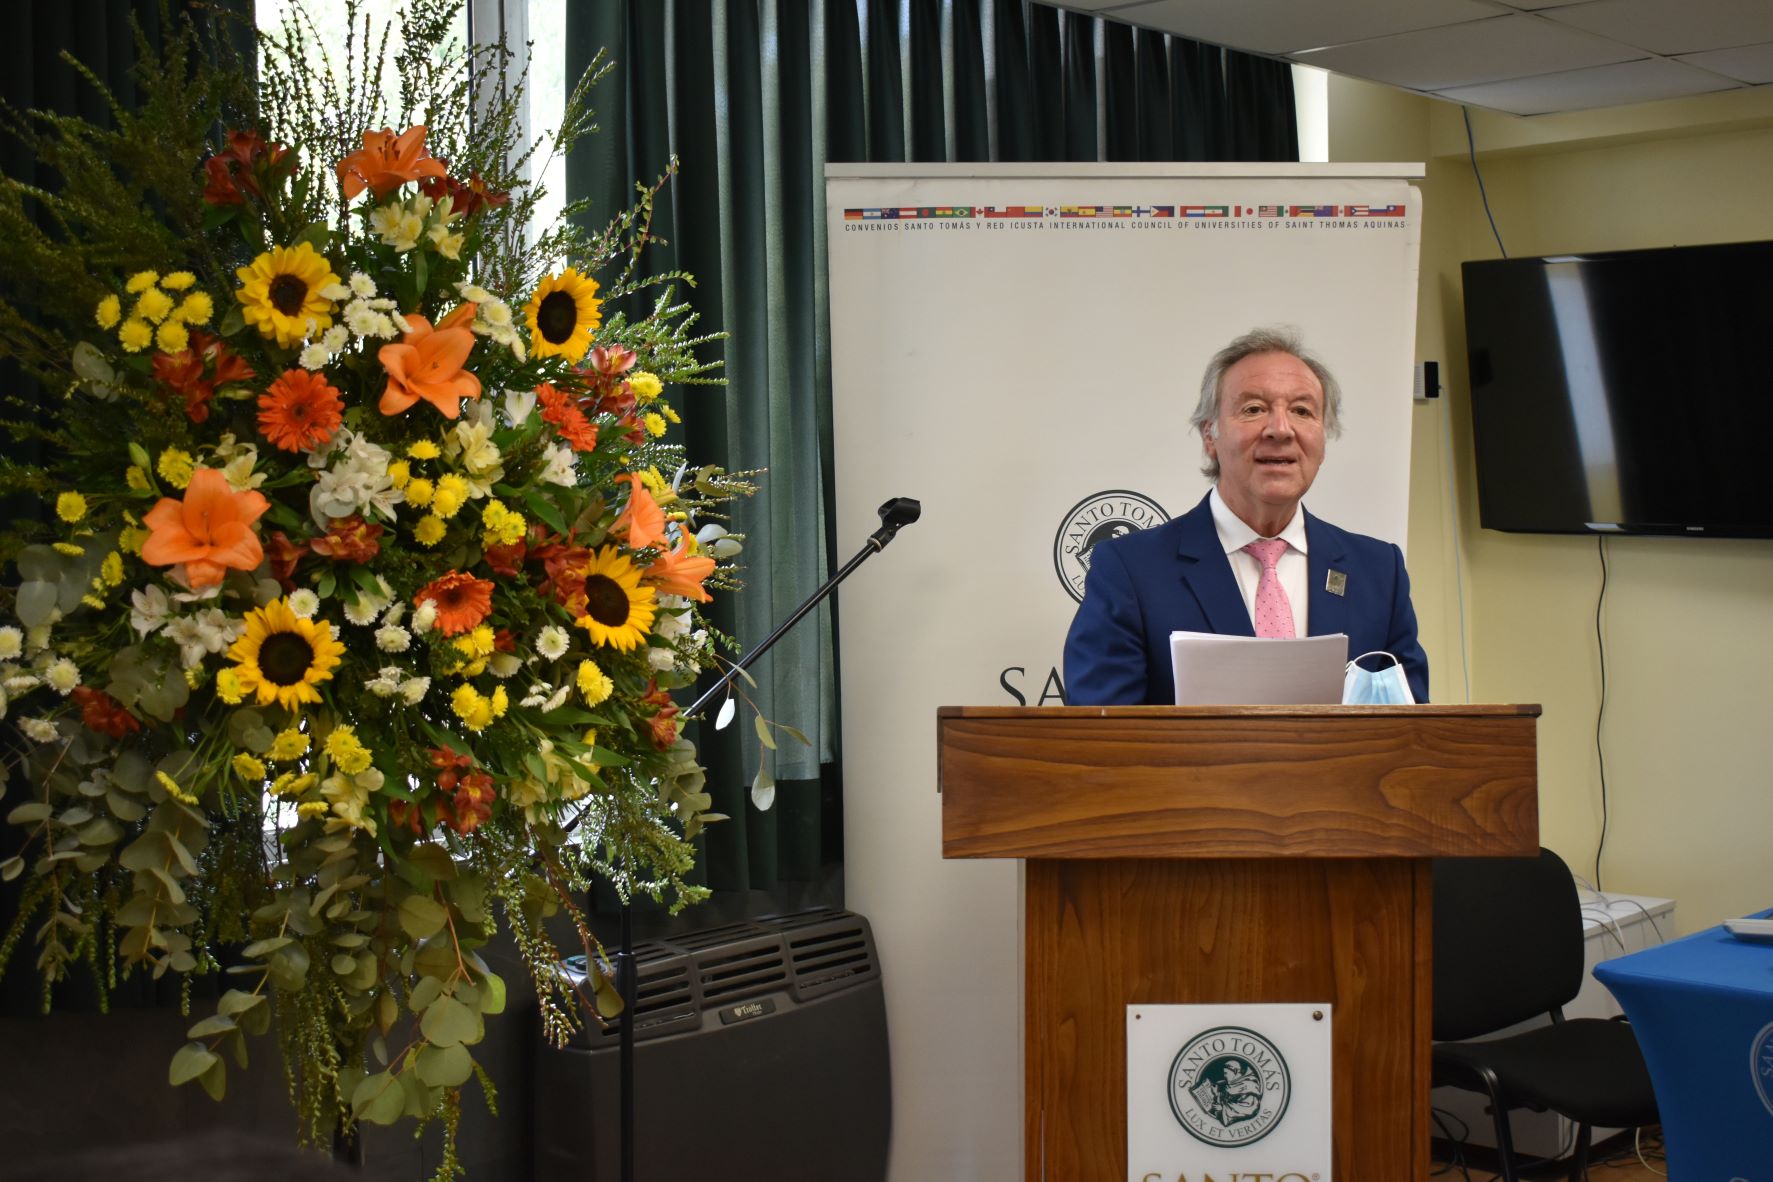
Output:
[1330, 76, 1773, 932]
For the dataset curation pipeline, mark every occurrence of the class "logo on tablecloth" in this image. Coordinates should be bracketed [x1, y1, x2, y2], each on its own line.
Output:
[1168, 1025, 1291, 1145]
[1753, 1020, 1773, 1117]
[1054, 490, 1169, 602]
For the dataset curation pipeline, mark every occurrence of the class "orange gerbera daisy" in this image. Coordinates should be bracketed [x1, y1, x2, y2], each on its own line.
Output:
[643, 532, 715, 603]
[336, 125, 448, 201]
[414, 570, 494, 636]
[536, 383, 598, 452]
[258, 369, 345, 452]
[141, 468, 270, 589]
[611, 472, 665, 551]
[379, 304, 481, 419]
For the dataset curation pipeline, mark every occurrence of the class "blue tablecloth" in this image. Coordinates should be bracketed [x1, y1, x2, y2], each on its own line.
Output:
[1594, 908, 1773, 1179]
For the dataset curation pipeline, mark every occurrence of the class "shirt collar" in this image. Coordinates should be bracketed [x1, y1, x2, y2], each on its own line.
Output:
[1209, 487, 1309, 556]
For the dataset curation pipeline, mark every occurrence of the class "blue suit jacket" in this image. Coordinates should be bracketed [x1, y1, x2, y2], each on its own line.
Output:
[1063, 493, 1429, 705]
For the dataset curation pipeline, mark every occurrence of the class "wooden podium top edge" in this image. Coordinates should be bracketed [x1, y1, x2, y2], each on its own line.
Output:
[937, 704, 1542, 719]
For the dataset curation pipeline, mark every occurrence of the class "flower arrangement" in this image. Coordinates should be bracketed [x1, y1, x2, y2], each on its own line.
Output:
[0, 3, 750, 1166]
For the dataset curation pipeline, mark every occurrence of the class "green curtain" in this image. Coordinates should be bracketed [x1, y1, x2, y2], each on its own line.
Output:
[565, 0, 1297, 929]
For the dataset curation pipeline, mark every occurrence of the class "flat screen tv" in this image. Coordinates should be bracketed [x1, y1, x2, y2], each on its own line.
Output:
[1462, 240, 1773, 537]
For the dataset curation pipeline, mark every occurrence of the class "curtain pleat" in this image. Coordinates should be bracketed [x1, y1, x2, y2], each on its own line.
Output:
[564, 0, 1298, 925]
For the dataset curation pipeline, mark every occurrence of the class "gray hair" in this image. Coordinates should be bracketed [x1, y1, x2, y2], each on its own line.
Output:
[1189, 327, 1343, 479]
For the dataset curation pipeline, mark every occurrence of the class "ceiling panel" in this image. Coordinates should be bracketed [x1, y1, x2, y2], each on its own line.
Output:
[1542, 0, 1773, 56]
[1435, 56, 1740, 115]
[1294, 13, 1642, 91]
[1676, 42, 1773, 85]
[1100, 0, 1504, 56]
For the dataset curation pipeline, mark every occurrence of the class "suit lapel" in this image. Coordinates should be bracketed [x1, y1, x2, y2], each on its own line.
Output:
[1175, 495, 1254, 637]
[1305, 509, 1350, 639]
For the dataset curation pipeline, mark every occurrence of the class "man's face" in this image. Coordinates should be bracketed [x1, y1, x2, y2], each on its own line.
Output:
[1202, 350, 1326, 534]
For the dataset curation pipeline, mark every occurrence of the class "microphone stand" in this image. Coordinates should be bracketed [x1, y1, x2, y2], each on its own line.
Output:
[601, 497, 919, 1182]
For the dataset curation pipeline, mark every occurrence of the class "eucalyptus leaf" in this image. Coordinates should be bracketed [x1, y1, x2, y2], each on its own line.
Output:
[0, 857, 23, 882]
[419, 995, 480, 1048]
[753, 715, 776, 750]
[715, 696, 736, 731]
[351, 1071, 405, 1126]
[397, 895, 448, 940]
[6, 802, 51, 826]
[216, 989, 265, 1018]
[751, 766, 776, 812]
[415, 1043, 473, 1088]
[187, 1014, 238, 1039]
[15, 581, 59, 629]
[198, 1056, 227, 1101]
[169, 1042, 219, 1087]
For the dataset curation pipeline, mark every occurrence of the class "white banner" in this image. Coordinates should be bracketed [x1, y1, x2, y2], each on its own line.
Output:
[826, 164, 1421, 1181]
[1127, 1004, 1333, 1180]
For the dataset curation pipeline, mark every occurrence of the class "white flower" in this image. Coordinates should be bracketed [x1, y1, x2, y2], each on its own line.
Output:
[344, 595, 383, 627]
[488, 653, 522, 678]
[0, 686, 9, 720]
[20, 717, 59, 743]
[375, 624, 412, 653]
[369, 203, 424, 251]
[164, 608, 243, 669]
[349, 271, 378, 299]
[536, 625, 570, 661]
[317, 281, 352, 301]
[129, 586, 171, 636]
[479, 300, 514, 329]
[287, 589, 320, 619]
[520, 682, 553, 709]
[399, 676, 431, 705]
[25, 624, 53, 653]
[654, 597, 690, 641]
[457, 281, 494, 303]
[309, 430, 399, 526]
[647, 647, 675, 671]
[380, 601, 407, 627]
[220, 447, 266, 491]
[542, 684, 572, 713]
[391, 309, 413, 335]
[344, 302, 383, 338]
[5, 674, 41, 694]
[365, 667, 403, 698]
[321, 325, 350, 353]
[412, 601, 437, 634]
[0, 626, 23, 659]
[538, 441, 577, 487]
[44, 658, 81, 695]
[696, 523, 743, 558]
[299, 343, 329, 370]
[503, 386, 537, 426]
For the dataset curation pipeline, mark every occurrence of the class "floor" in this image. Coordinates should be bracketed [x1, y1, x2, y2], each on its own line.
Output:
[1430, 1128, 1668, 1181]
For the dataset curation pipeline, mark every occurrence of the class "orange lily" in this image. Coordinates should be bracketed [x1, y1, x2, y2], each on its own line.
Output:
[335, 125, 448, 200]
[378, 303, 482, 419]
[141, 468, 270, 589]
[643, 532, 715, 602]
[611, 472, 665, 552]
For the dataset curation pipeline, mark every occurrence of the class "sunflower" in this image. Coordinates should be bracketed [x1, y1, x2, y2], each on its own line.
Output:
[226, 598, 347, 711]
[524, 267, 602, 362]
[572, 546, 656, 651]
[236, 242, 341, 349]
[258, 369, 345, 452]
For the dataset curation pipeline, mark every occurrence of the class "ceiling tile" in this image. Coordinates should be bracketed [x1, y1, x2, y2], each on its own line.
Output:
[1542, 0, 1773, 56]
[1675, 41, 1773, 84]
[1102, 0, 1504, 55]
[1485, 0, 1594, 9]
[1294, 14, 1641, 91]
[1435, 56, 1740, 114]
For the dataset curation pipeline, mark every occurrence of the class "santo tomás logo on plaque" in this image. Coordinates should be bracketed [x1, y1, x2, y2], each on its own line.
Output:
[1054, 490, 1168, 602]
[1168, 1026, 1292, 1146]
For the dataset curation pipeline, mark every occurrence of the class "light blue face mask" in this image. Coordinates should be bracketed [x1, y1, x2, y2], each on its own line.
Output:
[1343, 651, 1416, 705]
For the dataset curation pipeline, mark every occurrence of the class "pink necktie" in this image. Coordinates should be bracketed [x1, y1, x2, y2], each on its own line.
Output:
[1243, 538, 1295, 639]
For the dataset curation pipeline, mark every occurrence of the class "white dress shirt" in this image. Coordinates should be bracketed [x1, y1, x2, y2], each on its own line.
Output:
[1209, 487, 1309, 638]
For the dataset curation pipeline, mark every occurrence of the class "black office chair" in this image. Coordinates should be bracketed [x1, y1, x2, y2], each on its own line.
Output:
[1432, 848, 1659, 1181]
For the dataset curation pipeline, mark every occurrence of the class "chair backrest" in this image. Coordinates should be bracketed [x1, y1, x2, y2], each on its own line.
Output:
[1432, 847, 1586, 1041]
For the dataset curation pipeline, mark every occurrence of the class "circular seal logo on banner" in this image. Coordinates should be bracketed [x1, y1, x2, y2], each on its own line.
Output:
[1054, 490, 1169, 602]
[1753, 1020, 1773, 1117]
[1168, 1026, 1291, 1146]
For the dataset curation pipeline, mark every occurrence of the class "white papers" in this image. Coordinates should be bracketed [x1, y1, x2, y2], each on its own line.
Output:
[1169, 630, 1348, 706]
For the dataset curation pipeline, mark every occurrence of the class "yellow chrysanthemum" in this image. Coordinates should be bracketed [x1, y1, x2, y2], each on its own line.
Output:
[269, 726, 310, 760]
[571, 546, 657, 652]
[453, 625, 496, 660]
[575, 659, 613, 706]
[451, 683, 497, 731]
[628, 371, 662, 402]
[100, 552, 124, 587]
[296, 800, 330, 820]
[643, 413, 667, 438]
[524, 266, 602, 363]
[135, 287, 174, 323]
[53, 542, 86, 557]
[161, 271, 196, 291]
[175, 291, 214, 325]
[660, 403, 681, 425]
[157, 448, 195, 489]
[125, 271, 159, 294]
[407, 440, 441, 460]
[156, 320, 190, 355]
[323, 726, 373, 775]
[56, 492, 88, 523]
[232, 753, 267, 781]
[403, 477, 434, 507]
[119, 525, 148, 555]
[235, 242, 341, 349]
[481, 499, 526, 547]
[95, 294, 122, 329]
[226, 599, 347, 711]
[413, 515, 447, 547]
[156, 770, 198, 805]
[125, 465, 149, 492]
[386, 459, 411, 489]
[118, 318, 153, 353]
[431, 473, 469, 519]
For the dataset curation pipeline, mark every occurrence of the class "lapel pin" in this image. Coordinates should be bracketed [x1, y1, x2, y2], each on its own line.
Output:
[1325, 570, 1347, 597]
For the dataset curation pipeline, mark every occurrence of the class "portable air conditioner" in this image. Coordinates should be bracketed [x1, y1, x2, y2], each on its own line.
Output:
[533, 908, 890, 1182]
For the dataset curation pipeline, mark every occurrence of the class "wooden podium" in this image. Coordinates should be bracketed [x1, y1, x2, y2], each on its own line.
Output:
[937, 704, 1540, 1180]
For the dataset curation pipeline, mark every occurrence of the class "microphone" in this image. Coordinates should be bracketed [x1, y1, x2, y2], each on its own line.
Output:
[869, 496, 922, 549]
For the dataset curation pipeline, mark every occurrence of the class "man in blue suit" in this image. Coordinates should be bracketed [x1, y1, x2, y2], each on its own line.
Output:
[1064, 327, 1428, 706]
